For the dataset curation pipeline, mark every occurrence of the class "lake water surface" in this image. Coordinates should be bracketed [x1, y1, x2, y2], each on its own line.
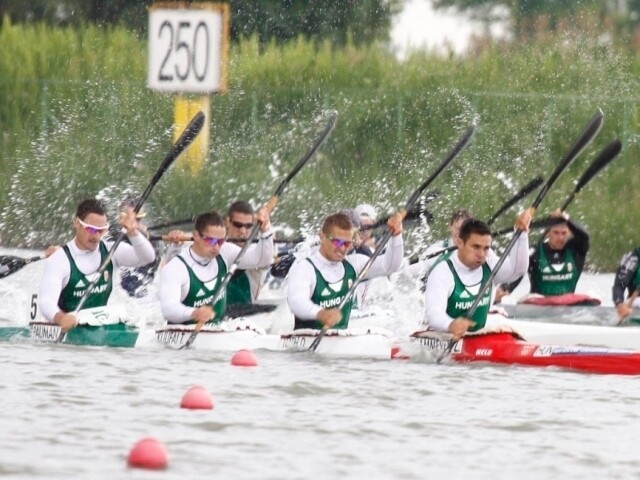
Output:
[0, 248, 638, 479]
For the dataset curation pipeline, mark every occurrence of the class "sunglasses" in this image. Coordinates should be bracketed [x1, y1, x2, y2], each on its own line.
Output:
[78, 218, 109, 235]
[230, 220, 254, 230]
[327, 235, 353, 249]
[200, 234, 226, 247]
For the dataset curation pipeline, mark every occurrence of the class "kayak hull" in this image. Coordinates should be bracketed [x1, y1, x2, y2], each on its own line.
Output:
[411, 330, 640, 375]
[0, 322, 139, 348]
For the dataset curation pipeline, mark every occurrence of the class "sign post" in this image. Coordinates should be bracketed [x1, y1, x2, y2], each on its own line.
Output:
[148, 2, 230, 173]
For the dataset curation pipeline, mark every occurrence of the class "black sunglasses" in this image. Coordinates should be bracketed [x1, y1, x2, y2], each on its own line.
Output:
[231, 220, 254, 230]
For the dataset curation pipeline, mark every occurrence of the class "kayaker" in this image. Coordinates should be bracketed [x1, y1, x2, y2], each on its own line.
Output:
[498, 210, 589, 299]
[224, 200, 273, 308]
[424, 211, 532, 340]
[612, 248, 640, 321]
[355, 203, 378, 254]
[287, 211, 403, 330]
[38, 198, 156, 331]
[158, 209, 274, 326]
[408, 208, 473, 278]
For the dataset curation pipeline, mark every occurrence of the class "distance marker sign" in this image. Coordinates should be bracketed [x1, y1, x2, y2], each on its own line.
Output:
[148, 3, 229, 93]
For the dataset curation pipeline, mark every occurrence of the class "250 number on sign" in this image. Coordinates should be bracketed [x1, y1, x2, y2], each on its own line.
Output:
[148, 7, 227, 93]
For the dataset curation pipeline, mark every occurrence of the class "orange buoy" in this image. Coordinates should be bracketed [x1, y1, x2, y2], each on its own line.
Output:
[127, 437, 168, 470]
[230, 349, 258, 367]
[180, 385, 214, 410]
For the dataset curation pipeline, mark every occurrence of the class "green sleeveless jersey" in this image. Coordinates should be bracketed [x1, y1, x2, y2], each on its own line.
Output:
[445, 259, 492, 331]
[177, 255, 227, 324]
[533, 245, 579, 296]
[306, 258, 357, 330]
[227, 269, 252, 305]
[58, 242, 113, 312]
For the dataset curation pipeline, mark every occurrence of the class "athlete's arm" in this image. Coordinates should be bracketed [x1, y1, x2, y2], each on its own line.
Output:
[158, 257, 194, 323]
[613, 250, 638, 306]
[110, 234, 156, 268]
[286, 259, 321, 320]
[490, 233, 530, 285]
[424, 262, 456, 332]
[351, 234, 404, 279]
[38, 248, 71, 322]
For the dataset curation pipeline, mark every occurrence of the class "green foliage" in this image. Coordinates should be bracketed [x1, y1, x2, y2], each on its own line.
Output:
[1, 21, 640, 271]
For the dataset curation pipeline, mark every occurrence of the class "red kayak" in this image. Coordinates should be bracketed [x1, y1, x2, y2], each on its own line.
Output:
[411, 331, 640, 375]
[519, 292, 601, 306]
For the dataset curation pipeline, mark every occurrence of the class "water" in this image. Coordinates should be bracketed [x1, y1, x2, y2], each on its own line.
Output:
[0, 250, 639, 479]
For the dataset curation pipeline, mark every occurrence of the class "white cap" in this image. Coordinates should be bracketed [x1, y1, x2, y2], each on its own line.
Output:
[355, 203, 377, 221]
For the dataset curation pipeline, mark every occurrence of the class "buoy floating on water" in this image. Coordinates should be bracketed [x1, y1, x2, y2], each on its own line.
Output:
[127, 437, 168, 470]
[180, 385, 215, 410]
[230, 349, 258, 367]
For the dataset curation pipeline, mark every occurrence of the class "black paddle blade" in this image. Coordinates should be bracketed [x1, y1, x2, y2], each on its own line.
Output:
[0, 255, 43, 278]
[274, 112, 338, 197]
[135, 111, 206, 214]
[487, 176, 544, 226]
[405, 124, 476, 209]
[574, 138, 621, 193]
[533, 109, 604, 209]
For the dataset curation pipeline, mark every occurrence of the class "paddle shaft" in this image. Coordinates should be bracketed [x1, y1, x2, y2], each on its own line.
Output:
[486, 176, 544, 226]
[55, 111, 205, 342]
[437, 109, 604, 361]
[309, 123, 477, 352]
[179, 113, 338, 350]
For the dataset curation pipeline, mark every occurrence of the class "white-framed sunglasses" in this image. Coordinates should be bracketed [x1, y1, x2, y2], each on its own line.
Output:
[77, 217, 109, 235]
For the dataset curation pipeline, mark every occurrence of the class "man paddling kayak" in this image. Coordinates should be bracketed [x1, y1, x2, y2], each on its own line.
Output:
[287, 211, 403, 330]
[225, 200, 273, 307]
[158, 210, 274, 326]
[424, 211, 532, 339]
[612, 248, 640, 321]
[497, 210, 589, 300]
[38, 198, 156, 331]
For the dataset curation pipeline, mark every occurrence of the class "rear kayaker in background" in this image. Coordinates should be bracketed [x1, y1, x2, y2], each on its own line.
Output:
[287, 211, 403, 330]
[38, 198, 156, 331]
[158, 209, 274, 327]
[225, 200, 273, 308]
[424, 211, 532, 340]
[408, 208, 473, 278]
[612, 248, 640, 321]
[355, 203, 378, 254]
[497, 210, 590, 301]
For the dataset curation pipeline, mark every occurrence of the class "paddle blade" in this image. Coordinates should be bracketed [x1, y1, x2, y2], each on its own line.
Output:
[533, 109, 604, 209]
[274, 112, 338, 198]
[405, 123, 476, 210]
[135, 111, 206, 213]
[574, 138, 621, 193]
[0, 255, 42, 278]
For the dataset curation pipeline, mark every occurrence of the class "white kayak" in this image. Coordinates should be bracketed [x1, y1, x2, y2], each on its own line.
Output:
[484, 313, 640, 350]
[154, 319, 398, 359]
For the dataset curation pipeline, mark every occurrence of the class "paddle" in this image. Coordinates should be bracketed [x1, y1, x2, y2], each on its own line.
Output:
[406, 176, 543, 266]
[55, 111, 206, 342]
[178, 112, 338, 350]
[436, 108, 604, 362]
[0, 255, 44, 278]
[534, 138, 622, 246]
[486, 176, 544, 226]
[308, 123, 477, 352]
[148, 217, 196, 231]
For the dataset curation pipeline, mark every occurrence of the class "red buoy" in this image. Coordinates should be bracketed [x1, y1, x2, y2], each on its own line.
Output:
[230, 349, 258, 367]
[127, 437, 168, 470]
[180, 385, 214, 410]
